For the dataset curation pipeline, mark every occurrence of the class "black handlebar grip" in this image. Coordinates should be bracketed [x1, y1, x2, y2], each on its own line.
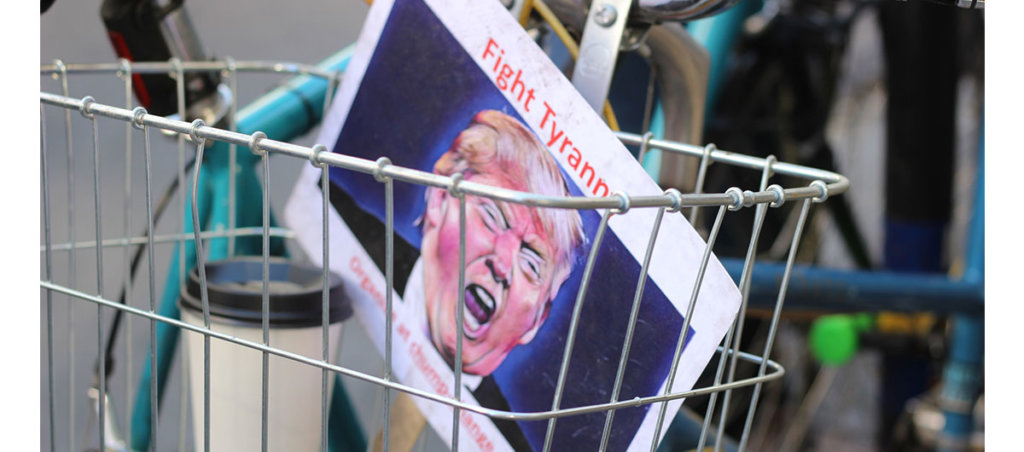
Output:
[100, 0, 220, 117]
[101, 0, 180, 115]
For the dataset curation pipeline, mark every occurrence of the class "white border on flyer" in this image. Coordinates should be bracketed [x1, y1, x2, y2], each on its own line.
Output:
[287, 168, 510, 451]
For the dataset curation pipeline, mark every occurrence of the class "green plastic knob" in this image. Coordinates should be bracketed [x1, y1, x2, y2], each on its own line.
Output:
[809, 314, 873, 367]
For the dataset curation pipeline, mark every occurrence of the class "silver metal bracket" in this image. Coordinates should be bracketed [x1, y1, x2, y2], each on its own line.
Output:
[571, 0, 634, 114]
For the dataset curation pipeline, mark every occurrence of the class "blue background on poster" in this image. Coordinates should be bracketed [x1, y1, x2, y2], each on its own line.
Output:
[327, 0, 695, 449]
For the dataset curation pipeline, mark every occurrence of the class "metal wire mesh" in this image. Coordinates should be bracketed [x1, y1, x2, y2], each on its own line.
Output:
[40, 60, 847, 452]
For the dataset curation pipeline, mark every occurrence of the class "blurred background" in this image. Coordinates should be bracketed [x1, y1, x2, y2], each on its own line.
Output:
[38, 0, 987, 451]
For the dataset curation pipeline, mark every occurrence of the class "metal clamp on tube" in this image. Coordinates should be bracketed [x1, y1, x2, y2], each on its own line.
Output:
[571, 0, 635, 113]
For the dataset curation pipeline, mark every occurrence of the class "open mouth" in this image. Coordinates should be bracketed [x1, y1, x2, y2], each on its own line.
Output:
[463, 283, 496, 335]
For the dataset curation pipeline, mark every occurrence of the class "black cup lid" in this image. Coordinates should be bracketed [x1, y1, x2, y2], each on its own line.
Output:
[180, 257, 353, 328]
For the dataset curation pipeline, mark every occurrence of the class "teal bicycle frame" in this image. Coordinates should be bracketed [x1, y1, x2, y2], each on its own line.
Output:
[128, 47, 366, 452]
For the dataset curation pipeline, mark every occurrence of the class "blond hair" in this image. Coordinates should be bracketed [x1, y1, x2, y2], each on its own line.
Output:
[431, 110, 584, 271]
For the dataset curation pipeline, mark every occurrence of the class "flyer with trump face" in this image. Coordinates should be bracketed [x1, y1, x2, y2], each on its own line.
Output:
[284, 0, 743, 450]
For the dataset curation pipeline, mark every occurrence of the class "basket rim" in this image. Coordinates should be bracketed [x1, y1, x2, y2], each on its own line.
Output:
[39, 89, 848, 212]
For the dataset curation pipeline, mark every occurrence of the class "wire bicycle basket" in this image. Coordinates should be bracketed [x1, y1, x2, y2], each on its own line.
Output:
[40, 57, 848, 452]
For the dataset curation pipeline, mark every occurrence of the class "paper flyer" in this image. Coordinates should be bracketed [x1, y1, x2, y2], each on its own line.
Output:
[283, 0, 742, 450]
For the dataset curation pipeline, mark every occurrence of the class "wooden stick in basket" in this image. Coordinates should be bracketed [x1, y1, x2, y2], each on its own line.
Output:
[370, 391, 427, 452]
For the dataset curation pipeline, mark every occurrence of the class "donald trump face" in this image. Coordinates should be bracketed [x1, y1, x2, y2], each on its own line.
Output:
[420, 110, 583, 376]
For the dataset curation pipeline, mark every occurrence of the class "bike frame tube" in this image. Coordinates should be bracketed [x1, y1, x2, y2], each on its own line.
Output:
[936, 126, 984, 452]
[717, 135, 984, 314]
[722, 259, 984, 314]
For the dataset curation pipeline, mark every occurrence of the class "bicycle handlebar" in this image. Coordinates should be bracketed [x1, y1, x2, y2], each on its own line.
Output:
[100, 0, 220, 117]
[919, 0, 983, 9]
[541, 0, 980, 41]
